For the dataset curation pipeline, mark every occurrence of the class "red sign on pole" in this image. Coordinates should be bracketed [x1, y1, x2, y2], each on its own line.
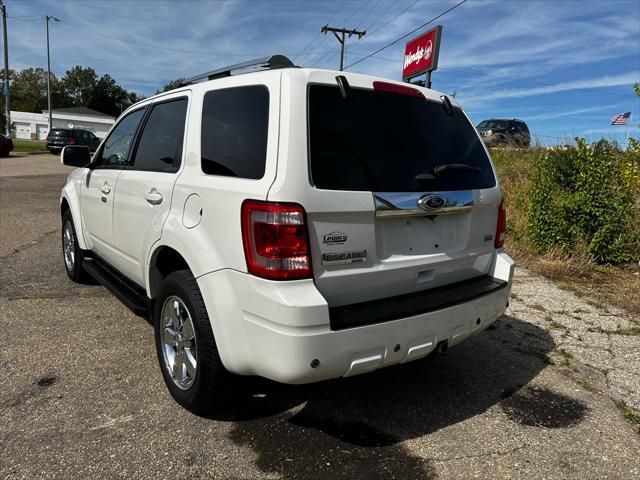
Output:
[402, 25, 442, 81]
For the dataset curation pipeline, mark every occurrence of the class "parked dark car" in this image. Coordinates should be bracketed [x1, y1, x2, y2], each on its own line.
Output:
[46, 128, 100, 154]
[476, 119, 530, 148]
[0, 134, 14, 157]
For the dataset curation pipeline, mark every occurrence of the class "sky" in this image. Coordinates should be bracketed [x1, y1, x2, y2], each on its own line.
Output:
[3, 0, 640, 145]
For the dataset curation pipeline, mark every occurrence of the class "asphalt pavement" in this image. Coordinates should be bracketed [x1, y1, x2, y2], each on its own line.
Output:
[1, 154, 638, 479]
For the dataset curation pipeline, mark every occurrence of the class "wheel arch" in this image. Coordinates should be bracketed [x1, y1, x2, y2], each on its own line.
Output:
[60, 187, 88, 250]
[148, 245, 194, 299]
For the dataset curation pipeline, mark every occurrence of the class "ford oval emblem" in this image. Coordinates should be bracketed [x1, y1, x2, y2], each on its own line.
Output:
[418, 194, 447, 212]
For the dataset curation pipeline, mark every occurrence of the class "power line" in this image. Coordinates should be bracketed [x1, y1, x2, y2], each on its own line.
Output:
[31, 17, 263, 58]
[7, 15, 43, 22]
[308, 0, 373, 65]
[293, 0, 347, 61]
[354, 0, 420, 45]
[345, 0, 469, 69]
[360, 0, 401, 34]
[321, 25, 366, 71]
[339, 49, 637, 100]
[355, 0, 381, 30]
[314, 0, 419, 67]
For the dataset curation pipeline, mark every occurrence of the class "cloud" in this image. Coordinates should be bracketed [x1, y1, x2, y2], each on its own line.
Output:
[524, 103, 633, 122]
[463, 71, 639, 104]
[4, 0, 639, 143]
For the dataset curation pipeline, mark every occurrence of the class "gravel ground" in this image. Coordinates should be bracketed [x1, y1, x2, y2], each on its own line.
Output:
[1, 155, 639, 479]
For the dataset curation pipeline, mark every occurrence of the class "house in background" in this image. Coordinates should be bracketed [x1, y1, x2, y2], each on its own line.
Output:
[10, 107, 116, 140]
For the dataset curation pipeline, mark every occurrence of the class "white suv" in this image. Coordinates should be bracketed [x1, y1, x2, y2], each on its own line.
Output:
[60, 55, 514, 413]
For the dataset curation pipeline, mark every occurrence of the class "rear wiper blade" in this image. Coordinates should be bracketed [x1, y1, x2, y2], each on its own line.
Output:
[414, 163, 481, 181]
[433, 163, 481, 176]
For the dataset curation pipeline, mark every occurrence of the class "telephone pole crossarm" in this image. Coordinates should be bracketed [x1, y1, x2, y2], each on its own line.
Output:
[321, 25, 366, 71]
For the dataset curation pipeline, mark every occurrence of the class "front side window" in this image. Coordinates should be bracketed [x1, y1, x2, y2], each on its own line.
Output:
[96, 108, 145, 168]
[201, 85, 269, 179]
[130, 98, 188, 173]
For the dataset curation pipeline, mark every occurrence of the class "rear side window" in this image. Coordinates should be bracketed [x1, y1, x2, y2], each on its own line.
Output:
[201, 85, 269, 179]
[308, 85, 495, 192]
[131, 98, 188, 173]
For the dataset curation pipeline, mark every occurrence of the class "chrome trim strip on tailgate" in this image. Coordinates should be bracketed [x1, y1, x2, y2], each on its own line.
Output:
[374, 191, 474, 217]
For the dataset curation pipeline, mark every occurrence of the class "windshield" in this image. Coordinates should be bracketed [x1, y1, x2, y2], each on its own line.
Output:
[308, 85, 495, 192]
[477, 120, 510, 130]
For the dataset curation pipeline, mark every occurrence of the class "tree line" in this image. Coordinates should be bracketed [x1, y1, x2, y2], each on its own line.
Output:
[0, 66, 187, 134]
[0, 66, 152, 133]
[3, 65, 144, 117]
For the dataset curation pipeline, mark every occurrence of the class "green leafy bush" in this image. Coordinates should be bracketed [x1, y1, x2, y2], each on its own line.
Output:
[528, 139, 640, 264]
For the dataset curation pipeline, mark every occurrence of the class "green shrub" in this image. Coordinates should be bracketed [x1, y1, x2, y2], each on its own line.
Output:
[528, 139, 640, 264]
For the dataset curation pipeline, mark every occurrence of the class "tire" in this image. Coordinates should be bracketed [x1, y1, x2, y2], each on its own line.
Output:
[62, 209, 89, 283]
[154, 270, 231, 414]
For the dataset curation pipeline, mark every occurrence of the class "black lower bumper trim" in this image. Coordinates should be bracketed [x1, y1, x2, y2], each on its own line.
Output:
[329, 275, 507, 331]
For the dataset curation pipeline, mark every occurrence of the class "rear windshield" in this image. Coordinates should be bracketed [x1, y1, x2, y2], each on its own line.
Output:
[478, 120, 510, 129]
[308, 85, 495, 192]
[49, 129, 70, 137]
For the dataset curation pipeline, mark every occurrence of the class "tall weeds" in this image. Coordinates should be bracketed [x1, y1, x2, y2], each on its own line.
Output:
[492, 139, 640, 265]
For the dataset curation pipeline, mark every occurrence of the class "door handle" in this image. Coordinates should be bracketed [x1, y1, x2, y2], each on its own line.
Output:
[144, 190, 163, 205]
[100, 183, 111, 195]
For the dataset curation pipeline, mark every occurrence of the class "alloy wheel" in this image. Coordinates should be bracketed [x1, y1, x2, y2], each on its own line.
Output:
[160, 296, 198, 390]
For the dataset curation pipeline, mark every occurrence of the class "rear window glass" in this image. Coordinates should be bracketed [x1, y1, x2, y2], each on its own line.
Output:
[201, 85, 269, 179]
[50, 129, 70, 137]
[309, 85, 495, 192]
[478, 120, 511, 129]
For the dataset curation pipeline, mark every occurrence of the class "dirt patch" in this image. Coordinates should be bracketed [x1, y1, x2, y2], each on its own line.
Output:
[514, 253, 640, 317]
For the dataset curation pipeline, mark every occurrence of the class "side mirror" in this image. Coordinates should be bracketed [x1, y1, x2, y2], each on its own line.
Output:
[61, 145, 91, 168]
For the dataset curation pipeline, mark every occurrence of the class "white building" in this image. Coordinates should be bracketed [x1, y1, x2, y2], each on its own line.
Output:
[10, 107, 116, 140]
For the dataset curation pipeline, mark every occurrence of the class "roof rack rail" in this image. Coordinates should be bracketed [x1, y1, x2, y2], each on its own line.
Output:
[180, 55, 296, 86]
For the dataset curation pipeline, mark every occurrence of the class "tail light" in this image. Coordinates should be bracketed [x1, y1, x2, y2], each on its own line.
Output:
[241, 200, 312, 280]
[68, 137, 77, 145]
[495, 199, 506, 248]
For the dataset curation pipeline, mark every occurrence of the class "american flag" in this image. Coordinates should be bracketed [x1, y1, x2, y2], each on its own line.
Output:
[611, 112, 631, 125]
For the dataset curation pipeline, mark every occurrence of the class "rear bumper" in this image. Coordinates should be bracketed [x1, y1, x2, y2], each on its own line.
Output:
[198, 251, 515, 384]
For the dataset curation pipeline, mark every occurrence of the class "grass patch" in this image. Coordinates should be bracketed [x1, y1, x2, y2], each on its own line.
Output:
[585, 325, 639, 336]
[614, 399, 640, 433]
[529, 303, 547, 312]
[577, 379, 595, 392]
[615, 326, 640, 336]
[549, 320, 567, 330]
[12, 138, 47, 152]
[558, 348, 573, 365]
[492, 146, 640, 315]
[540, 353, 556, 365]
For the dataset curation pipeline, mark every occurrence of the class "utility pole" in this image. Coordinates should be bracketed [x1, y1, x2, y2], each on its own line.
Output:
[321, 25, 366, 71]
[0, 0, 11, 137]
[45, 15, 59, 135]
